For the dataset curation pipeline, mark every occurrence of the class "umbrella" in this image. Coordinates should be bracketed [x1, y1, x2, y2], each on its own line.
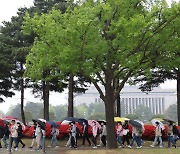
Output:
[97, 120, 106, 125]
[79, 118, 88, 124]
[32, 119, 46, 130]
[114, 117, 129, 122]
[163, 118, 176, 123]
[151, 119, 165, 130]
[61, 120, 72, 125]
[2, 116, 18, 120]
[39, 118, 47, 123]
[47, 121, 59, 128]
[3, 120, 10, 125]
[88, 120, 101, 129]
[64, 117, 81, 123]
[129, 120, 142, 129]
[154, 118, 164, 122]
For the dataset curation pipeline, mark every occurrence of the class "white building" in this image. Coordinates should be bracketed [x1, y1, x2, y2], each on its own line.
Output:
[74, 86, 176, 115]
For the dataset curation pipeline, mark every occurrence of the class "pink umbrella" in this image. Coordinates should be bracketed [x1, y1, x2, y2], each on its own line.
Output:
[88, 120, 101, 129]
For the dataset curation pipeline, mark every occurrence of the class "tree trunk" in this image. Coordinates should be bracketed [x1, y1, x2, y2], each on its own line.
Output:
[116, 94, 121, 117]
[105, 96, 117, 149]
[68, 73, 74, 117]
[104, 79, 117, 149]
[43, 80, 49, 121]
[20, 77, 26, 124]
[177, 69, 180, 126]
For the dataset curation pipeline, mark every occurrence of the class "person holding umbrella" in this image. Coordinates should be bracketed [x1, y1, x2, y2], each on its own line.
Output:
[70, 122, 77, 148]
[100, 121, 107, 147]
[116, 122, 123, 148]
[29, 121, 37, 149]
[122, 120, 130, 147]
[16, 122, 25, 148]
[150, 122, 163, 148]
[92, 121, 98, 148]
[2, 123, 10, 148]
[82, 121, 91, 146]
[35, 124, 43, 150]
[48, 124, 59, 148]
[173, 123, 179, 145]
[8, 120, 18, 151]
[167, 121, 176, 148]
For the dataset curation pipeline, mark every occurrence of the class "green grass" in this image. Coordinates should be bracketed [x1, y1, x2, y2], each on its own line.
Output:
[1, 138, 179, 154]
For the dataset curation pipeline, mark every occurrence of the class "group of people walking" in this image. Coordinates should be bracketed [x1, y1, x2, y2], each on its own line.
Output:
[0, 120, 25, 151]
[0, 119, 179, 152]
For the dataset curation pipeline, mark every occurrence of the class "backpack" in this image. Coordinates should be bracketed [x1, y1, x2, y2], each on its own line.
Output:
[55, 128, 59, 136]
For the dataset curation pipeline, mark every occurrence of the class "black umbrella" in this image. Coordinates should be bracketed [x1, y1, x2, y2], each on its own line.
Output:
[163, 118, 176, 123]
[97, 120, 106, 125]
[32, 119, 46, 130]
[129, 120, 142, 129]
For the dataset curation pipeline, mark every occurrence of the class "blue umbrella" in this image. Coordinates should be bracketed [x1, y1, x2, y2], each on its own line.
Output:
[79, 118, 88, 124]
[64, 117, 81, 123]
[47, 121, 59, 128]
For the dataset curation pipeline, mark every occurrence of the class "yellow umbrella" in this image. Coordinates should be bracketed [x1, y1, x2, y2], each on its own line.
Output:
[114, 117, 129, 122]
[154, 118, 164, 122]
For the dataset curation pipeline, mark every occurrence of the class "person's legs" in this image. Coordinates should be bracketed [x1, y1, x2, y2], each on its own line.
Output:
[170, 136, 176, 146]
[92, 136, 97, 146]
[152, 136, 158, 146]
[86, 135, 91, 146]
[2, 135, 8, 148]
[30, 138, 35, 147]
[50, 136, 54, 147]
[101, 135, 106, 146]
[54, 136, 59, 146]
[126, 134, 130, 145]
[158, 137, 163, 147]
[130, 134, 136, 146]
[136, 136, 141, 147]
[168, 136, 171, 147]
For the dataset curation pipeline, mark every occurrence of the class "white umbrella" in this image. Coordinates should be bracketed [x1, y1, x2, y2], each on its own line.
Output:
[151, 119, 165, 130]
[61, 120, 71, 125]
[38, 118, 47, 123]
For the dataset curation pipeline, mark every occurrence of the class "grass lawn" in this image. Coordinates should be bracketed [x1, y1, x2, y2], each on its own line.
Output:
[0, 138, 179, 154]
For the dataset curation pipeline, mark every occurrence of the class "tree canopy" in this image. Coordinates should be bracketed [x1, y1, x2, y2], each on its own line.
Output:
[22, 0, 179, 148]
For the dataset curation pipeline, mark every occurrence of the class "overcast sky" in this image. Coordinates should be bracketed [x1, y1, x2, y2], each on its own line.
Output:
[0, 0, 178, 114]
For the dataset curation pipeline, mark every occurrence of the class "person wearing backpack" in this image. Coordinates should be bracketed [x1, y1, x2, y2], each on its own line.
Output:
[150, 122, 163, 148]
[48, 125, 59, 148]
[173, 124, 179, 145]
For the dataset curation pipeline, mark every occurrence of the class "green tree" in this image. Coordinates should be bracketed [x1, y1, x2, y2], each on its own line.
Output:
[0, 33, 14, 102]
[126, 114, 139, 120]
[23, 0, 179, 148]
[165, 104, 177, 122]
[134, 105, 153, 122]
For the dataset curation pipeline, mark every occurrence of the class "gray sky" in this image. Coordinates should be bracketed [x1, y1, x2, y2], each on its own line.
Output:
[0, 0, 178, 114]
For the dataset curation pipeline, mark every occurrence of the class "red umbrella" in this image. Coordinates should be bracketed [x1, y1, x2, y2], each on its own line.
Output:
[2, 115, 18, 120]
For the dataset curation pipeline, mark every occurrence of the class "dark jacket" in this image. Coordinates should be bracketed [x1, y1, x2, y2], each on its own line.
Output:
[17, 125, 23, 137]
[173, 125, 179, 135]
[83, 125, 88, 135]
[4, 125, 10, 137]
